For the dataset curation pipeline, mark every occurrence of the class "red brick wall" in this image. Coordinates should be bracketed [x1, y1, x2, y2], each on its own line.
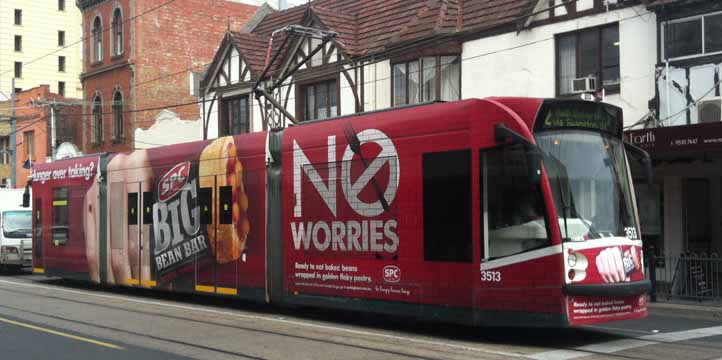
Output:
[12, 85, 82, 188]
[83, 66, 133, 153]
[133, 0, 257, 129]
[80, 0, 257, 153]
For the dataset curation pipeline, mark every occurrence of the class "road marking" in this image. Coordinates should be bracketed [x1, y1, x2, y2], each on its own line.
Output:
[0, 278, 528, 358]
[0, 316, 124, 350]
[531, 325, 722, 360]
[585, 325, 659, 335]
[641, 326, 722, 342]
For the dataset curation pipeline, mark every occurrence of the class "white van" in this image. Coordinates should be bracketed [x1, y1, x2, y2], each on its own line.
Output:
[0, 189, 32, 269]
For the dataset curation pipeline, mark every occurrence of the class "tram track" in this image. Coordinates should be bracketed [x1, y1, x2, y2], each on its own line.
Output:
[0, 302, 266, 360]
[1, 276, 721, 360]
[0, 278, 521, 360]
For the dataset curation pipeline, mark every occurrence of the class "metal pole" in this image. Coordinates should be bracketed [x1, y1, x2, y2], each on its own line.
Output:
[50, 105, 56, 160]
[10, 79, 16, 188]
[666, 61, 671, 123]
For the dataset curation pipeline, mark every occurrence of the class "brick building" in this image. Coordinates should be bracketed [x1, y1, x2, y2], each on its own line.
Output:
[1, 85, 82, 188]
[76, 0, 258, 153]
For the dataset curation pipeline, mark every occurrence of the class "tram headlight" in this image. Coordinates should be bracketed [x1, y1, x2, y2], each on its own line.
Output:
[568, 253, 577, 267]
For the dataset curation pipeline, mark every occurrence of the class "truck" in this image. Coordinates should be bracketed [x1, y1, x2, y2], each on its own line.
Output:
[0, 189, 32, 270]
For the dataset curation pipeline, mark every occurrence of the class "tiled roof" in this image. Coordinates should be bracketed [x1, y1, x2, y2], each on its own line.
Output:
[229, 32, 272, 74]
[229, 0, 533, 76]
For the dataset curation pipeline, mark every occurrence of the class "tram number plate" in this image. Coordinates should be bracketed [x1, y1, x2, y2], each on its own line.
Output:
[480, 270, 501, 282]
[624, 227, 638, 240]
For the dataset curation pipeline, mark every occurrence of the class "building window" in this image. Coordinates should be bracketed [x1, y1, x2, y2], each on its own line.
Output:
[58, 56, 66, 72]
[392, 55, 461, 106]
[58, 30, 65, 46]
[14, 9, 21, 25]
[220, 95, 249, 136]
[14, 62, 22, 78]
[14, 35, 22, 52]
[556, 24, 620, 95]
[93, 95, 103, 143]
[58, 81, 65, 97]
[92, 16, 103, 63]
[112, 91, 124, 140]
[663, 12, 722, 60]
[112, 8, 123, 56]
[0, 137, 9, 165]
[423, 149, 472, 262]
[24, 131, 34, 159]
[58, 0, 65, 11]
[301, 79, 337, 121]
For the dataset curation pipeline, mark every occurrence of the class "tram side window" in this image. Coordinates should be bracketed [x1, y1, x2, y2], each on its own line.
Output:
[423, 149, 472, 262]
[199, 188, 212, 225]
[219, 186, 232, 225]
[485, 145, 549, 259]
[127, 192, 138, 226]
[52, 188, 69, 246]
[142, 191, 153, 225]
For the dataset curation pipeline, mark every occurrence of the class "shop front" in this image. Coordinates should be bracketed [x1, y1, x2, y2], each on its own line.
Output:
[626, 123, 722, 301]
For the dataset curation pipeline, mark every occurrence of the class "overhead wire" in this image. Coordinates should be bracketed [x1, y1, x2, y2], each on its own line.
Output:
[0, 0, 180, 78]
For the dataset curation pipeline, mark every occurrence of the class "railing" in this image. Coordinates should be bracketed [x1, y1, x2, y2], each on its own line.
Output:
[647, 252, 722, 303]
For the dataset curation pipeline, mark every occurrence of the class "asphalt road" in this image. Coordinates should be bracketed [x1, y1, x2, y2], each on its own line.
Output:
[0, 272, 719, 360]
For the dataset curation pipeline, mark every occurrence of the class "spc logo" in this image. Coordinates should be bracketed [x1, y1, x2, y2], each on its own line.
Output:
[158, 162, 191, 202]
[383, 265, 400, 283]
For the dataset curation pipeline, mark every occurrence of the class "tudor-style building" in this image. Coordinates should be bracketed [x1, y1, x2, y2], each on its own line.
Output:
[201, 0, 652, 141]
[200, 1, 471, 138]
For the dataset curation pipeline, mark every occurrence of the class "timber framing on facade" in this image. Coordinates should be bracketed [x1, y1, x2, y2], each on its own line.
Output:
[201, 0, 647, 136]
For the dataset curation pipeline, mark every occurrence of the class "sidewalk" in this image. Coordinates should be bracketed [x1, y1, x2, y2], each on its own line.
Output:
[648, 301, 722, 318]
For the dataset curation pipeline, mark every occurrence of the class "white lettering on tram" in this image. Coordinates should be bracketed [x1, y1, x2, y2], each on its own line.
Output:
[291, 128, 400, 254]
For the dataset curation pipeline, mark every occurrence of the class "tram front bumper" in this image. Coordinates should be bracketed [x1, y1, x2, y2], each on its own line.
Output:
[563, 280, 651, 297]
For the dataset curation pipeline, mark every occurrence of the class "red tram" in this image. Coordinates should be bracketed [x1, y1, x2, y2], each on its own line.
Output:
[31, 98, 651, 326]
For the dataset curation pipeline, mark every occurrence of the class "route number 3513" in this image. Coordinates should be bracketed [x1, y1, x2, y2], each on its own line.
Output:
[480, 270, 501, 282]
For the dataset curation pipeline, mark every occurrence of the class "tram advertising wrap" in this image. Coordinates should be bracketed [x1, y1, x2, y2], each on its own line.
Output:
[34, 135, 266, 291]
[284, 125, 417, 302]
[32, 98, 650, 327]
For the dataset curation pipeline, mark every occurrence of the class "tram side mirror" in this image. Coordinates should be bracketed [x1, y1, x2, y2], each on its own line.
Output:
[494, 124, 542, 184]
[624, 141, 654, 185]
[525, 147, 543, 185]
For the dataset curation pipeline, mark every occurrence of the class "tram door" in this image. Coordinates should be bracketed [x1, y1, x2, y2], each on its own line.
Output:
[421, 150, 475, 311]
[196, 176, 215, 292]
[196, 175, 238, 294]
[126, 182, 154, 287]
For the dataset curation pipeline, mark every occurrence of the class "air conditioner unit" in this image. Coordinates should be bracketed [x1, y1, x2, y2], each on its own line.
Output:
[698, 97, 722, 123]
[571, 77, 597, 94]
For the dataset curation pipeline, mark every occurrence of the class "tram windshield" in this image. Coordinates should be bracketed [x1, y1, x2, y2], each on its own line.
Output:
[536, 131, 637, 241]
